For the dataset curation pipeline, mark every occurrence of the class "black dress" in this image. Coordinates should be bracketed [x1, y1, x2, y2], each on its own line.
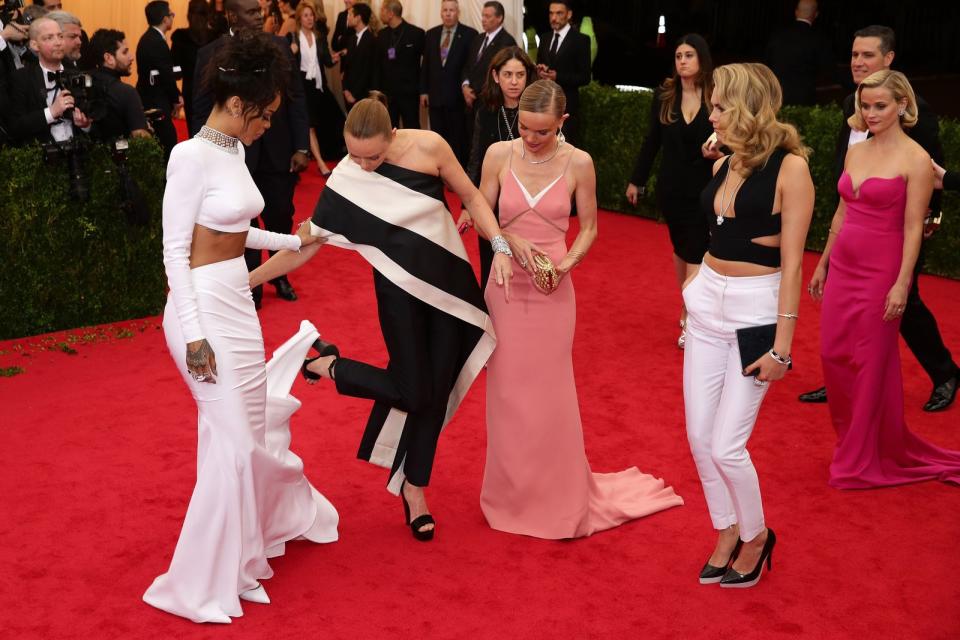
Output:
[631, 88, 713, 264]
[292, 28, 345, 157]
[468, 103, 519, 289]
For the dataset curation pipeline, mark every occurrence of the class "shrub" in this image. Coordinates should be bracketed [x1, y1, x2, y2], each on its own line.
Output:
[0, 138, 166, 339]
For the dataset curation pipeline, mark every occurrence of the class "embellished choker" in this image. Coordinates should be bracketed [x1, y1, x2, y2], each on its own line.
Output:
[196, 125, 239, 153]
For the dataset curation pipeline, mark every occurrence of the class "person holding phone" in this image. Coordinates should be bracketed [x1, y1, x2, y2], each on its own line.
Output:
[626, 34, 715, 349]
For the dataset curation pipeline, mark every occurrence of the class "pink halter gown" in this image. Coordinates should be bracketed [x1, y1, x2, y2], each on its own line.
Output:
[480, 147, 684, 539]
[821, 172, 960, 488]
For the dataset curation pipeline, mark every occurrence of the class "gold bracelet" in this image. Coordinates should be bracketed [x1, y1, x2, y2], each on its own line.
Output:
[567, 249, 586, 263]
[777, 312, 799, 320]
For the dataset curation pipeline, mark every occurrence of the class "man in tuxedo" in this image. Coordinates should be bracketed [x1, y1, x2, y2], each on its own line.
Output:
[765, 0, 832, 106]
[331, 0, 355, 55]
[460, 1, 515, 159]
[341, 2, 377, 110]
[798, 25, 958, 412]
[8, 16, 91, 145]
[193, 0, 311, 308]
[535, 1, 591, 146]
[420, 0, 477, 165]
[136, 1, 180, 160]
[377, 1, 424, 129]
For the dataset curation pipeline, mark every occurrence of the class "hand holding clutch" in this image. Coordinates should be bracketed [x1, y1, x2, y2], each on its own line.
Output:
[531, 253, 561, 295]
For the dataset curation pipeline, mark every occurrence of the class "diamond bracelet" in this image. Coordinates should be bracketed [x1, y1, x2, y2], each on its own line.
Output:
[490, 235, 513, 257]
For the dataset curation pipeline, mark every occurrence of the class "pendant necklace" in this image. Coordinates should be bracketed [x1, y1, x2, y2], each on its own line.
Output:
[499, 106, 517, 141]
[717, 155, 745, 225]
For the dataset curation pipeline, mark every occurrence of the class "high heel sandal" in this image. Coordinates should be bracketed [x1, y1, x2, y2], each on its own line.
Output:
[301, 338, 340, 381]
[720, 528, 776, 589]
[699, 538, 743, 584]
[400, 481, 435, 542]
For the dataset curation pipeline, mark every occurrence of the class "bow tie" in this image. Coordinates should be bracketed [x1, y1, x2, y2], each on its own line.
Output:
[47, 70, 62, 85]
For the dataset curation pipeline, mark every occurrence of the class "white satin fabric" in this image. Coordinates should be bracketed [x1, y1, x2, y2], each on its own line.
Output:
[145, 258, 338, 623]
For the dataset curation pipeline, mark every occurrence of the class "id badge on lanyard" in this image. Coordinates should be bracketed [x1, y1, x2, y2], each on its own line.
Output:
[387, 47, 397, 60]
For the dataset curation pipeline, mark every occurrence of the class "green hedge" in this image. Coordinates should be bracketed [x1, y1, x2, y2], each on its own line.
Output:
[0, 138, 166, 339]
[580, 82, 960, 279]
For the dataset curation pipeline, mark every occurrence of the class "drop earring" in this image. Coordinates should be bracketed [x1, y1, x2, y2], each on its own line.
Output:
[557, 127, 566, 145]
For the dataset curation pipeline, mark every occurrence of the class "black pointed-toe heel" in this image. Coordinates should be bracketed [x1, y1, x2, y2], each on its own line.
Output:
[301, 338, 340, 381]
[720, 528, 776, 589]
[400, 482, 435, 542]
[699, 539, 743, 584]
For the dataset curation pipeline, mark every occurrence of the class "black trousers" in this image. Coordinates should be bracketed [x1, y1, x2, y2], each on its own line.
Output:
[429, 104, 467, 167]
[335, 271, 464, 486]
[244, 171, 299, 300]
[387, 92, 421, 130]
[900, 247, 958, 386]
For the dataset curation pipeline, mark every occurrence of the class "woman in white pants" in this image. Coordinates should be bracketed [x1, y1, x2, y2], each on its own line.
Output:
[684, 63, 813, 588]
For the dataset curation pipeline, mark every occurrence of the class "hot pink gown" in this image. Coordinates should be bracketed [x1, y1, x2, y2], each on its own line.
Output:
[821, 172, 960, 488]
[480, 154, 684, 539]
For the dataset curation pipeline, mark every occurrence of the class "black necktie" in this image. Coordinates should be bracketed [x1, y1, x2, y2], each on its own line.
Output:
[549, 33, 560, 61]
[477, 35, 489, 60]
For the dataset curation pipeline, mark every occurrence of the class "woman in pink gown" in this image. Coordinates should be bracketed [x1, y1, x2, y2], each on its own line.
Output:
[810, 70, 960, 488]
[473, 80, 684, 539]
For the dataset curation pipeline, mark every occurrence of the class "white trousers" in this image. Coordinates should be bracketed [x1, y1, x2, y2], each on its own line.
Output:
[682, 262, 780, 541]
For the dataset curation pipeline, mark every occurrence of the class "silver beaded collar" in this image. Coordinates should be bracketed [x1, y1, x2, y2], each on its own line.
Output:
[196, 125, 239, 154]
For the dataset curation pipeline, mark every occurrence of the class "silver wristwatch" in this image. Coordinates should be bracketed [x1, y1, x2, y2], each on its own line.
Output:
[490, 235, 513, 257]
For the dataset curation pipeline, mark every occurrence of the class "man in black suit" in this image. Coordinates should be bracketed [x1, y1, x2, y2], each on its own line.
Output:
[377, 0, 424, 129]
[193, 0, 311, 308]
[136, 1, 180, 160]
[765, 0, 833, 106]
[9, 16, 91, 145]
[331, 0, 355, 55]
[535, 1, 591, 146]
[420, 0, 477, 165]
[340, 2, 377, 110]
[0, 18, 30, 142]
[460, 1, 515, 159]
[798, 25, 958, 412]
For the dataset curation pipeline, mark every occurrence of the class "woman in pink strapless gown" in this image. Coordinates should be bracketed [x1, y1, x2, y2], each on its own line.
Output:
[474, 80, 684, 539]
[811, 70, 960, 488]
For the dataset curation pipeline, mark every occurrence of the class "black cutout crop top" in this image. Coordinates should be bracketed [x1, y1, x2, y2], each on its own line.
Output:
[700, 147, 788, 268]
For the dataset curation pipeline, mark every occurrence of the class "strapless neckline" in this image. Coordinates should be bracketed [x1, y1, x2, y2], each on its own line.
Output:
[841, 171, 905, 200]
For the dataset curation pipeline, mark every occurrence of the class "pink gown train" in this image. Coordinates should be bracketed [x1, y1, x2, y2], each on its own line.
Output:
[821, 172, 960, 488]
[480, 152, 684, 539]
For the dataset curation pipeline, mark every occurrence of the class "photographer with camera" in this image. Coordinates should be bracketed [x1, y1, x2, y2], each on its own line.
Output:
[88, 29, 150, 142]
[9, 16, 91, 144]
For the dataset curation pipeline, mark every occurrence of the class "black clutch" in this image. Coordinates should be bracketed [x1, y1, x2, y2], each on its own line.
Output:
[735, 323, 791, 376]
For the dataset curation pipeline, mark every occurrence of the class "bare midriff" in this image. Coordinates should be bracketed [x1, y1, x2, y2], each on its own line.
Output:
[704, 248, 781, 277]
[189, 224, 248, 268]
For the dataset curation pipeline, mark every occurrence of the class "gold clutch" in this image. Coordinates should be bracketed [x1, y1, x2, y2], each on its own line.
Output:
[531, 254, 560, 295]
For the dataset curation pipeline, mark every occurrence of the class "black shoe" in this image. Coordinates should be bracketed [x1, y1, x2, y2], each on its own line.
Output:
[273, 278, 298, 301]
[301, 338, 339, 381]
[401, 481, 435, 542]
[720, 529, 776, 589]
[699, 539, 743, 584]
[798, 386, 827, 403]
[923, 376, 957, 412]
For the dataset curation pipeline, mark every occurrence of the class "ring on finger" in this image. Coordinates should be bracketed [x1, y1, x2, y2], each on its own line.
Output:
[753, 378, 767, 387]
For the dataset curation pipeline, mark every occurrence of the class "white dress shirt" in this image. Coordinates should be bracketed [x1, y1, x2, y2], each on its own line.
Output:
[40, 62, 74, 142]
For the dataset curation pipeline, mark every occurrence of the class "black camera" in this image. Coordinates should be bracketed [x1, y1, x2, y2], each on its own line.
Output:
[42, 138, 89, 202]
[57, 70, 108, 122]
[109, 138, 150, 226]
[0, 0, 26, 25]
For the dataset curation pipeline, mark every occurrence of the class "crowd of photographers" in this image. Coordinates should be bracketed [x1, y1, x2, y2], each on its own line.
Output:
[0, 0, 162, 152]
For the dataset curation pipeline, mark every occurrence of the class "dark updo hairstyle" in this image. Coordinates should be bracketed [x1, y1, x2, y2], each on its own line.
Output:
[204, 30, 291, 119]
[480, 46, 536, 110]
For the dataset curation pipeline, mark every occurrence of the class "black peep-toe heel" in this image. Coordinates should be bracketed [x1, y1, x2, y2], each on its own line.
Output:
[301, 338, 340, 381]
[401, 481, 435, 542]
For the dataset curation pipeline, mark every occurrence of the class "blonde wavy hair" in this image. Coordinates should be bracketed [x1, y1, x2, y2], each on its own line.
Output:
[712, 63, 808, 175]
[848, 69, 918, 132]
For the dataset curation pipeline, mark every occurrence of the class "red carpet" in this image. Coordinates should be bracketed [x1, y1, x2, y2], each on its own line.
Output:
[2, 164, 958, 640]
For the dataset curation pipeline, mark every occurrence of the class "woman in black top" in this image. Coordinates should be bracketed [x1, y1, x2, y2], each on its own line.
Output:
[464, 46, 537, 288]
[626, 34, 714, 348]
[289, 0, 345, 174]
[172, 0, 215, 136]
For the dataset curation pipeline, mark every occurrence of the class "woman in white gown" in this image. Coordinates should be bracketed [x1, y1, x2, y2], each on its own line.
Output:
[143, 32, 338, 624]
